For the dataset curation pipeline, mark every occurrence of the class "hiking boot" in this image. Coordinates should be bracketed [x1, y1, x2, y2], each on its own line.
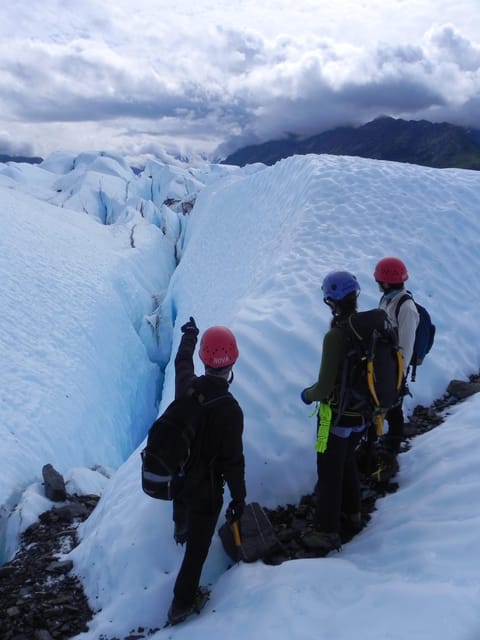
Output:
[301, 529, 341, 553]
[174, 521, 188, 545]
[167, 587, 210, 625]
[380, 434, 401, 455]
[342, 511, 363, 535]
[167, 598, 194, 625]
[371, 448, 399, 483]
[193, 585, 210, 612]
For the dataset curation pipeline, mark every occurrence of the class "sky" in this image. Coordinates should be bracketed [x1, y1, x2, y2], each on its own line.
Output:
[1, 1, 480, 166]
[1, 149, 480, 639]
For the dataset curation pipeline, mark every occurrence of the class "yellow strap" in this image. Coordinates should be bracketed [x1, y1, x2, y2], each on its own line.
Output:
[315, 402, 332, 453]
[374, 412, 386, 436]
[396, 350, 404, 390]
[367, 360, 380, 407]
[372, 465, 385, 482]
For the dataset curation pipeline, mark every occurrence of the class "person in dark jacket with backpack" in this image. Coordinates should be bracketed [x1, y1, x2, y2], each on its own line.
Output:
[300, 271, 369, 554]
[167, 317, 246, 625]
[374, 257, 419, 454]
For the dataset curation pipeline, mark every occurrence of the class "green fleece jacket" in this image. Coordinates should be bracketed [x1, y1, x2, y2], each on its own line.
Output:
[303, 326, 346, 405]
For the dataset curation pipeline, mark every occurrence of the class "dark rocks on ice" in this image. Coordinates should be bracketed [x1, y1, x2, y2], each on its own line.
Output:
[1, 374, 479, 639]
[0, 492, 98, 640]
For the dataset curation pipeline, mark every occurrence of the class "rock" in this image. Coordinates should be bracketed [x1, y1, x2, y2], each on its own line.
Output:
[34, 630, 54, 640]
[0, 565, 16, 578]
[42, 464, 67, 502]
[447, 379, 480, 400]
[0, 494, 98, 639]
[46, 559, 74, 573]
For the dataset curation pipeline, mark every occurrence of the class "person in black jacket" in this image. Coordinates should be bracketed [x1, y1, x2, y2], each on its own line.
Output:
[167, 317, 246, 625]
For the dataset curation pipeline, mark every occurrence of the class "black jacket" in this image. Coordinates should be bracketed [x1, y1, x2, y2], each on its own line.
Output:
[174, 332, 246, 509]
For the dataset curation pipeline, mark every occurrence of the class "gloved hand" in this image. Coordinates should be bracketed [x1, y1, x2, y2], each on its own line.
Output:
[181, 316, 199, 337]
[301, 389, 312, 405]
[226, 499, 245, 524]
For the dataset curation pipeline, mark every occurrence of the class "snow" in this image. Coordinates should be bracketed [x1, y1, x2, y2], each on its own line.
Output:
[1, 150, 480, 639]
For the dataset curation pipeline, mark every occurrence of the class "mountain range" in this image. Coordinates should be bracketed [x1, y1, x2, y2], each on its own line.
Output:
[0, 154, 43, 165]
[3, 117, 480, 171]
[222, 117, 480, 170]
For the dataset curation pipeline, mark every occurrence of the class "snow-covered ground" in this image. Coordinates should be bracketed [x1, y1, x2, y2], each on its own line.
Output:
[1, 151, 480, 639]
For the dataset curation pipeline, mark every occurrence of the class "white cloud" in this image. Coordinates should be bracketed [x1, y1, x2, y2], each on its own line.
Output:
[0, 1, 479, 164]
[427, 23, 480, 71]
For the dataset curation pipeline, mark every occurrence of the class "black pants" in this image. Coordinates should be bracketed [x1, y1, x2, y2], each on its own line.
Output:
[173, 496, 187, 531]
[173, 503, 222, 607]
[315, 430, 363, 533]
[385, 402, 404, 451]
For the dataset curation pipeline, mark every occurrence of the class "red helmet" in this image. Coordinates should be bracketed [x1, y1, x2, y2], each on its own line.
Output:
[374, 257, 408, 284]
[199, 326, 239, 368]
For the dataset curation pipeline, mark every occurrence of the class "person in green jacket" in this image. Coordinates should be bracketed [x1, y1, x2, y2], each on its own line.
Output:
[301, 271, 367, 553]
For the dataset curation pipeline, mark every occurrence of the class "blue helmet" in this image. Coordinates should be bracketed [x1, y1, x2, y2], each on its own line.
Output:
[322, 271, 360, 303]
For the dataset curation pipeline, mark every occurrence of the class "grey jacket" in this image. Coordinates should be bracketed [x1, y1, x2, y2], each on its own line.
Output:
[379, 290, 419, 375]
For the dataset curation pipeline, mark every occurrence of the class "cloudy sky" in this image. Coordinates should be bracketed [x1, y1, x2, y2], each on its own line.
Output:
[1, 1, 479, 165]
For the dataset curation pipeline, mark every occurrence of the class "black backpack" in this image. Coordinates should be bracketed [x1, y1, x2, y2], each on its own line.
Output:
[336, 309, 404, 429]
[141, 388, 233, 500]
[395, 291, 435, 382]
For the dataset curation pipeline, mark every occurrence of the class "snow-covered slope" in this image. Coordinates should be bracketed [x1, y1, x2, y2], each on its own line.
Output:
[1, 151, 480, 639]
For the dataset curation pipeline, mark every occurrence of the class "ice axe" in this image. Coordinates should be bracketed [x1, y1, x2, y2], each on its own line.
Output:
[231, 520, 242, 562]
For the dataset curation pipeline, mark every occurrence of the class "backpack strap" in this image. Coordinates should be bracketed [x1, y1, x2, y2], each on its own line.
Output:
[180, 391, 234, 474]
[330, 317, 366, 426]
[347, 314, 364, 341]
[185, 391, 235, 453]
[198, 392, 235, 408]
[394, 291, 413, 324]
[394, 291, 417, 380]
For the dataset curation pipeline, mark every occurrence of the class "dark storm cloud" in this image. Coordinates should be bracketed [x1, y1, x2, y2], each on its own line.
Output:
[0, 134, 34, 157]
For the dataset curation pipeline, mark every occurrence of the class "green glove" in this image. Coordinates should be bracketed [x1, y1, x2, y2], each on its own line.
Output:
[315, 402, 332, 453]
